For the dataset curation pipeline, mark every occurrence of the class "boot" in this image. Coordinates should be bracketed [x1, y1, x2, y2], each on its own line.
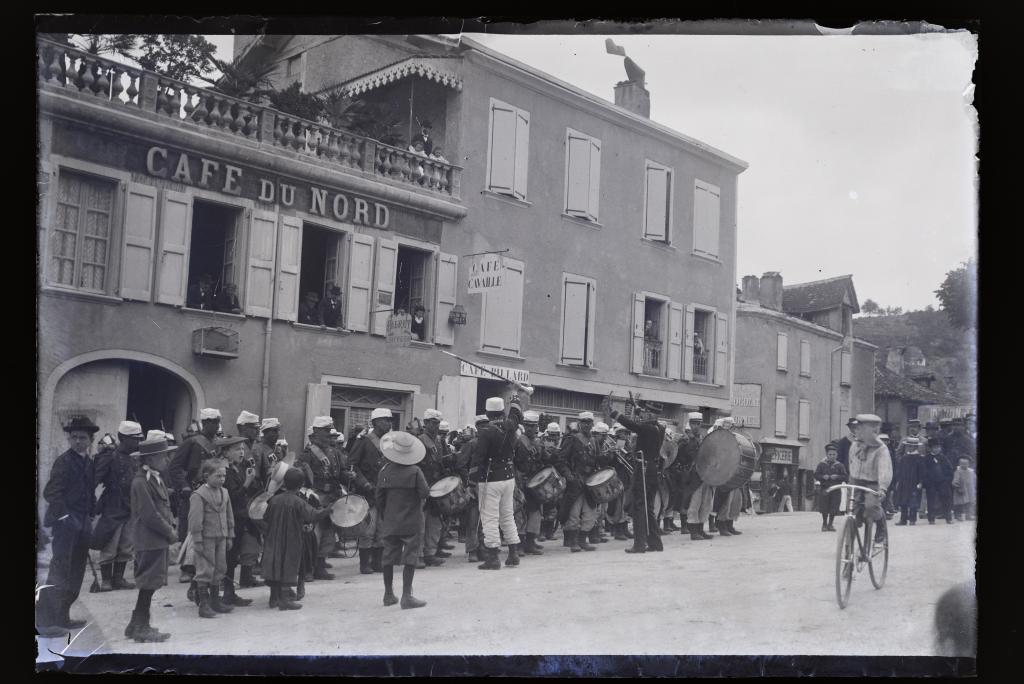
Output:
[435, 548, 453, 559]
[268, 584, 280, 609]
[359, 549, 373, 575]
[688, 523, 709, 541]
[717, 521, 734, 536]
[563, 531, 572, 547]
[699, 524, 713, 539]
[523, 533, 543, 555]
[277, 593, 302, 611]
[440, 540, 455, 550]
[567, 530, 582, 553]
[222, 578, 252, 607]
[477, 546, 501, 570]
[197, 587, 217, 619]
[133, 614, 170, 643]
[727, 521, 742, 535]
[96, 564, 115, 593]
[624, 544, 646, 554]
[124, 609, 144, 639]
[577, 530, 596, 551]
[708, 517, 718, 533]
[371, 548, 384, 573]
[467, 550, 480, 563]
[423, 554, 445, 567]
[187, 581, 198, 605]
[383, 590, 399, 607]
[113, 561, 136, 590]
[588, 528, 607, 544]
[613, 523, 629, 540]
[209, 585, 234, 613]
[895, 518, 908, 526]
[663, 518, 676, 533]
[239, 565, 264, 588]
[178, 566, 194, 583]
[401, 594, 427, 609]
[313, 558, 336, 580]
[505, 544, 520, 566]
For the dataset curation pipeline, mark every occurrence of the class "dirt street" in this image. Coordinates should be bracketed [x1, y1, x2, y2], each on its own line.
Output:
[36, 512, 975, 661]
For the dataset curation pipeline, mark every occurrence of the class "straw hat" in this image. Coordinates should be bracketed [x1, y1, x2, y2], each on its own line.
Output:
[380, 431, 426, 465]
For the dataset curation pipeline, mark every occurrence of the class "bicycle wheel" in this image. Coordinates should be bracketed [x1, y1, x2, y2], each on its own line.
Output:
[869, 529, 889, 589]
[835, 516, 857, 609]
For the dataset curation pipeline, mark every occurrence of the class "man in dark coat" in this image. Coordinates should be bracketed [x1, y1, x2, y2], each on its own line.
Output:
[923, 439, 955, 524]
[836, 418, 857, 470]
[37, 416, 98, 638]
[470, 397, 524, 569]
[186, 273, 216, 310]
[513, 411, 549, 555]
[606, 399, 665, 554]
[814, 442, 848, 531]
[556, 411, 604, 553]
[298, 291, 320, 325]
[892, 437, 925, 525]
[125, 436, 178, 642]
[455, 416, 490, 562]
[219, 435, 263, 606]
[348, 408, 393, 573]
[316, 285, 344, 328]
[263, 468, 332, 610]
[416, 409, 450, 568]
[944, 418, 977, 468]
[295, 416, 344, 581]
[93, 420, 144, 591]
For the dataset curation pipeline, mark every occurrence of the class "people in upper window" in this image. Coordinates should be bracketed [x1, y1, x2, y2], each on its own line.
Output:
[410, 119, 434, 156]
[317, 285, 344, 328]
[410, 305, 427, 341]
[298, 292, 320, 325]
[213, 282, 242, 314]
[187, 274, 216, 310]
[429, 147, 449, 164]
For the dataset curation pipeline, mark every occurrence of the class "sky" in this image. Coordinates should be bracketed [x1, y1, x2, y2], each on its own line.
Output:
[204, 31, 977, 311]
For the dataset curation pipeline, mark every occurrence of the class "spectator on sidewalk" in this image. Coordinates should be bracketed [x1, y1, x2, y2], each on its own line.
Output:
[815, 442, 847, 531]
[892, 437, 925, 526]
[773, 469, 794, 512]
[951, 457, 976, 521]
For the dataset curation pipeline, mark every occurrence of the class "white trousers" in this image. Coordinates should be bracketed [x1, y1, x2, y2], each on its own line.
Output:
[478, 478, 520, 549]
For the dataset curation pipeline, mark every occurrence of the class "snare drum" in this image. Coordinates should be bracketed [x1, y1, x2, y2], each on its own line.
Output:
[429, 476, 471, 515]
[330, 494, 370, 540]
[248, 492, 274, 521]
[527, 466, 566, 503]
[585, 468, 625, 504]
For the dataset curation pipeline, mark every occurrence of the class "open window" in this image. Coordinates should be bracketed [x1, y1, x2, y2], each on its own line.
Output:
[631, 293, 682, 378]
[395, 245, 435, 342]
[291, 221, 347, 326]
[182, 199, 245, 313]
[683, 305, 728, 384]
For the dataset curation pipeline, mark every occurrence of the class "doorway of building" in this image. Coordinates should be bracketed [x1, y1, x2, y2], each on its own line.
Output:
[125, 361, 193, 441]
[475, 379, 508, 416]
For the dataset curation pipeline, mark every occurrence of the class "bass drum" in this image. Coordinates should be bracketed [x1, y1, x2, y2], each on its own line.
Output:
[695, 429, 759, 491]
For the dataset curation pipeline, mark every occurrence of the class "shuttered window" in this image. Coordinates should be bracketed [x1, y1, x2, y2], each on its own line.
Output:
[433, 253, 458, 345]
[560, 274, 597, 366]
[775, 396, 788, 437]
[800, 340, 811, 376]
[643, 160, 672, 242]
[564, 129, 601, 222]
[487, 98, 530, 200]
[799, 399, 811, 439]
[777, 332, 788, 371]
[49, 169, 117, 293]
[481, 257, 524, 355]
[693, 178, 721, 258]
[840, 350, 852, 386]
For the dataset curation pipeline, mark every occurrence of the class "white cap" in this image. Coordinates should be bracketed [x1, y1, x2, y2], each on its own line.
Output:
[475, 414, 490, 424]
[311, 416, 334, 429]
[687, 412, 704, 422]
[855, 413, 883, 424]
[145, 429, 167, 441]
[577, 411, 595, 421]
[713, 418, 725, 428]
[118, 420, 143, 437]
[721, 417, 735, 427]
[370, 408, 393, 421]
[593, 422, 610, 434]
[200, 408, 221, 421]
[275, 439, 288, 447]
[612, 423, 627, 433]
[423, 408, 443, 422]
[522, 411, 540, 424]
[485, 397, 505, 412]
[439, 420, 451, 431]
[546, 422, 562, 434]
[260, 418, 281, 431]
[237, 410, 260, 426]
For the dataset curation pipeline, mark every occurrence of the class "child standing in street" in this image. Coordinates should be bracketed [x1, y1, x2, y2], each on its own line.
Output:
[188, 458, 235, 618]
[377, 431, 430, 609]
[125, 436, 179, 642]
[952, 457, 977, 521]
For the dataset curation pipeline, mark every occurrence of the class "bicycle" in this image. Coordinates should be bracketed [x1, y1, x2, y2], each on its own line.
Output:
[827, 483, 889, 609]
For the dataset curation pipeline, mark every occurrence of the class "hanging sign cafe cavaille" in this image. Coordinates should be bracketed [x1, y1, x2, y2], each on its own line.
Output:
[144, 146, 390, 228]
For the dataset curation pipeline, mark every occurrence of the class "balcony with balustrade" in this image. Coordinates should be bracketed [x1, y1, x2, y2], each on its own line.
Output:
[36, 39, 464, 216]
[643, 338, 663, 376]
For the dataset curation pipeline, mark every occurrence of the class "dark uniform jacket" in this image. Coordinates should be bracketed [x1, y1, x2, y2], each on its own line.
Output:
[923, 451, 955, 486]
[891, 454, 925, 507]
[558, 432, 609, 486]
[169, 433, 216, 491]
[417, 432, 449, 485]
[224, 462, 263, 531]
[470, 417, 521, 484]
[347, 432, 388, 503]
[94, 445, 138, 523]
[612, 413, 664, 481]
[251, 440, 276, 485]
[43, 448, 95, 530]
[297, 444, 342, 494]
[129, 470, 177, 551]
[454, 438, 476, 485]
[513, 433, 546, 485]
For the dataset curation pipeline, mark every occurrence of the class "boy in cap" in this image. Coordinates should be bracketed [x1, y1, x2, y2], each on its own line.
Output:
[218, 435, 262, 606]
[417, 409, 449, 568]
[93, 420, 144, 592]
[814, 442, 848, 531]
[471, 397, 525, 569]
[377, 431, 431, 608]
[37, 415, 99, 637]
[317, 284, 344, 328]
[348, 408, 393, 573]
[125, 435, 179, 642]
[189, 458, 235, 618]
[263, 468, 333, 610]
[847, 414, 892, 544]
[170, 408, 221, 585]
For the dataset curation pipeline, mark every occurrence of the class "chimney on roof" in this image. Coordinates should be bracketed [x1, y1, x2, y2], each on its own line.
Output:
[759, 272, 783, 311]
[606, 39, 650, 118]
[740, 275, 761, 304]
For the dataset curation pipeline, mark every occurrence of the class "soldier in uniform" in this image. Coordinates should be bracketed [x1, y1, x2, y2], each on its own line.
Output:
[347, 408, 393, 573]
[513, 411, 548, 556]
[685, 414, 717, 540]
[233, 411, 265, 587]
[588, 421, 616, 545]
[93, 420, 144, 592]
[295, 416, 344, 580]
[537, 422, 564, 542]
[470, 397, 524, 570]
[455, 416, 491, 562]
[416, 409, 448, 569]
[711, 418, 745, 536]
[252, 418, 282, 476]
[168, 408, 220, 584]
[606, 423, 634, 540]
[605, 398, 665, 554]
[557, 411, 610, 553]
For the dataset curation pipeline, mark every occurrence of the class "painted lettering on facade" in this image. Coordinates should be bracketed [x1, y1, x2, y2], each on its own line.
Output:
[731, 383, 762, 428]
[467, 254, 504, 293]
[459, 361, 529, 385]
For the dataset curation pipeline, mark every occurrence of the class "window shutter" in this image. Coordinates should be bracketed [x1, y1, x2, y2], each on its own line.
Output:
[714, 311, 730, 386]
[694, 180, 721, 257]
[799, 400, 811, 439]
[487, 101, 517, 194]
[630, 293, 646, 374]
[513, 109, 530, 200]
[346, 233, 374, 332]
[667, 302, 684, 380]
[155, 190, 192, 305]
[682, 303, 696, 381]
[482, 258, 524, 354]
[644, 164, 668, 240]
[120, 182, 158, 301]
[560, 276, 590, 365]
[587, 139, 601, 222]
[370, 237, 398, 336]
[305, 383, 332, 437]
[585, 281, 596, 367]
[275, 215, 302, 322]
[706, 183, 721, 257]
[434, 252, 458, 345]
[777, 332, 788, 371]
[800, 340, 811, 376]
[245, 208, 277, 317]
[841, 350, 852, 385]
[775, 396, 787, 436]
[565, 131, 591, 217]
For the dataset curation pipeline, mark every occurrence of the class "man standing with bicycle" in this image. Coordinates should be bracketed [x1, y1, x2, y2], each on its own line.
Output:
[847, 414, 893, 544]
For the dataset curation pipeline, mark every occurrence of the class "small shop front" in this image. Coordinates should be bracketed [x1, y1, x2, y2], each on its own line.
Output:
[754, 438, 803, 513]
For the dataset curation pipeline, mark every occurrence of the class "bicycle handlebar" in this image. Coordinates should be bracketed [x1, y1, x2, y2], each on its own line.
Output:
[826, 483, 882, 496]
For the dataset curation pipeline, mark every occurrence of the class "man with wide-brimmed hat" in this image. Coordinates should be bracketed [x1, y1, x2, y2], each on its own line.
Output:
[125, 435, 178, 642]
[605, 398, 665, 554]
[37, 415, 100, 637]
[471, 397, 525, 569]
[416, 409, 449, 569]
[377, 431, 430, 609]
[296, 416, 343, 580]
[92, 420, 144, 592]
[348, 408, 393, 573]
[848, 414, 893, 543]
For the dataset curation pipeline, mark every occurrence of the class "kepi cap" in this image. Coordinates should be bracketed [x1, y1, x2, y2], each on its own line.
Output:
[577, 411, 595, 421]
[593, 421, 609, 434]
[439, 420, 451, 431]
[311, 416, 334, 430]
[145, 430, 167, 442]
[522, 411, 540, 424]
[546, 422, 561, 434]
[485, 397, 505, 412]
[260, 418, 281, 431]
[687, 412, 704, 422]
[370, 408, 393, 422]
[423, 408, 443, 422]
[855, 414, 882, 424]
[474, 414, 490, 425]
[236, 410, 260, 426]
[199, 408, 221, 421]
